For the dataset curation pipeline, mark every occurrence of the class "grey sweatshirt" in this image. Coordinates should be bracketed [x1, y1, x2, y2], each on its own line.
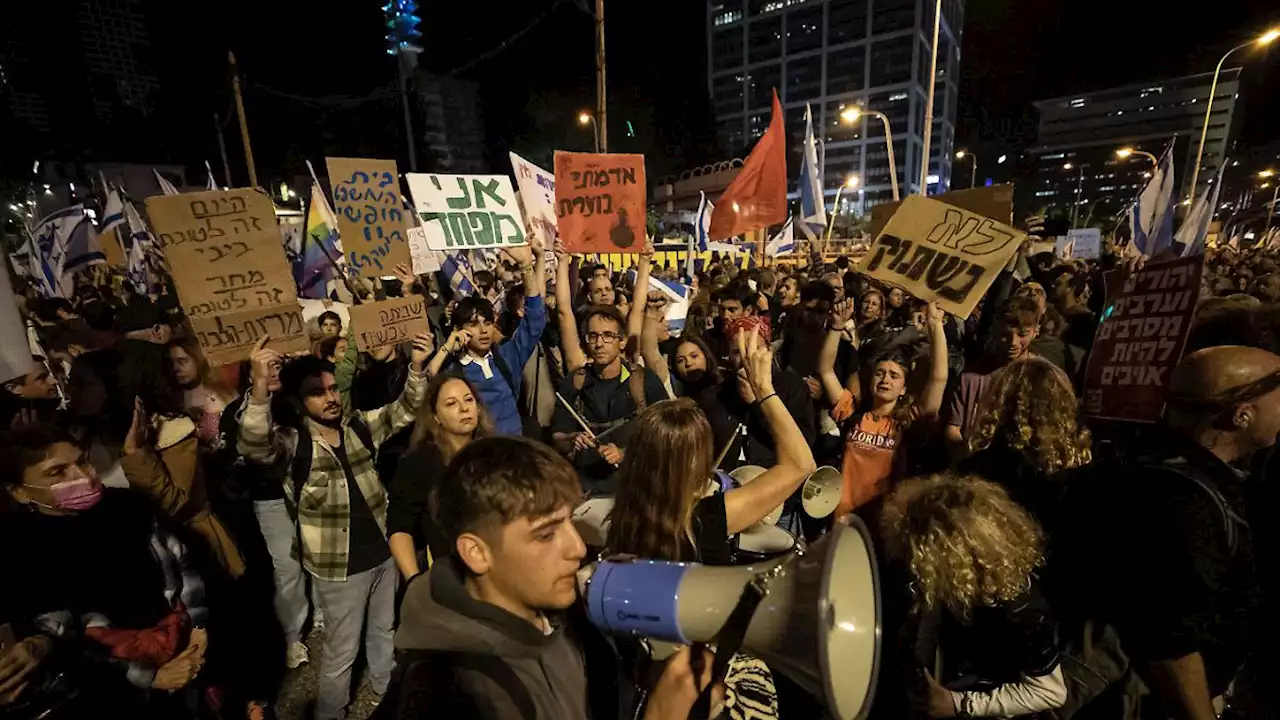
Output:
[392, 558, 589, 720]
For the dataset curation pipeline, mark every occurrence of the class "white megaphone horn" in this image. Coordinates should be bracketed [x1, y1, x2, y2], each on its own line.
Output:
[729, 465, 844, 525]
[581, 520, 882, 720]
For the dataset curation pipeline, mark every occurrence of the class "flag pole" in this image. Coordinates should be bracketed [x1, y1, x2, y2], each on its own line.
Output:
[228, 51, 258, 187]
[302, 160, 361, 302]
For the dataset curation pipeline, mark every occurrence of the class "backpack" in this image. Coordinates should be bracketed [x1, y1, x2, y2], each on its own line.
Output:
[568, 364, 650, 434]
[1046, 455, 1246, 719]
[375, 649, 536, 720]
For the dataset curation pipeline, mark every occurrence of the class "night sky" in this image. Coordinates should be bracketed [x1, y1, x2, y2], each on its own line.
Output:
[10, 0, 1279, 184]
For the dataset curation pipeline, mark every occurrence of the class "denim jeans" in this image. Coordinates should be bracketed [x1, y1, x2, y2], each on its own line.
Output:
[312, 558, 397, 720]
[252, 498, 310, 646]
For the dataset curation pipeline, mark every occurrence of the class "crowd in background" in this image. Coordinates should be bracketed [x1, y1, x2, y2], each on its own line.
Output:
[0, 223, 1278, 720]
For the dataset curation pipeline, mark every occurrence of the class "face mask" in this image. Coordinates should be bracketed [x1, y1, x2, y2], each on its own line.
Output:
[26, 476, 104, 512]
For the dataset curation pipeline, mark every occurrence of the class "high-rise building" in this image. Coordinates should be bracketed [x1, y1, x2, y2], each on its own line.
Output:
[706, 0, 963, 211]
[1024, 69, 1241, 222]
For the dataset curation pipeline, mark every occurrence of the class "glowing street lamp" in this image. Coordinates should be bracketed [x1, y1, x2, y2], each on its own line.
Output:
[825, 175, 861, 244]
[841, 106, 898, 200]
[578, 112, 600, 152]
[955, 150, 977, 189]
[1115, 147, 1159, 169]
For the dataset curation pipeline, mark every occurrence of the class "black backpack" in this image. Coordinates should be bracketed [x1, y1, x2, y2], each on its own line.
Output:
[375, 649, 537, 720]
[286, 417, 377, 559]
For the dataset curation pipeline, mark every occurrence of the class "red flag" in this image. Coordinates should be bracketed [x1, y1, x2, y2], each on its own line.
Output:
[709, 89, 787, 241]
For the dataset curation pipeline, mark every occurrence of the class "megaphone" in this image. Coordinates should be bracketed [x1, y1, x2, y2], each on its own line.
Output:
[729, 465, 845, 524]
[582, 520, 882, 720]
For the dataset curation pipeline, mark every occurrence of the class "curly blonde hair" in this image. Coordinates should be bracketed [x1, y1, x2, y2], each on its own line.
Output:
[966, 357, 1091, 475]
[880, 474, 1045, 618]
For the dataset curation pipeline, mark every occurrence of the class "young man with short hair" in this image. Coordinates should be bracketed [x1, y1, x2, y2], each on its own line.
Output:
[943, 296, 1041, 452]
[238, 334, 432, 720]
[390, 436, 714, 719]
[427, 246, 547, 436]
[318, 311, 343, 338]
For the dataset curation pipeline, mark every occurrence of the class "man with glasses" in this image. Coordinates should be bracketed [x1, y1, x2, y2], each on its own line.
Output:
[551, 306, 668, 495]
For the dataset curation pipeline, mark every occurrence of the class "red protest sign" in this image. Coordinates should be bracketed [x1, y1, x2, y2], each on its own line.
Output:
[1082, 256, 1203, 423]
[554, 152, 646, 254]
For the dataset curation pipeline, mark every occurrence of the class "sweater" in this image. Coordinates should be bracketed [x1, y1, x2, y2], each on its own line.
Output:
[453, 295, 547, 436]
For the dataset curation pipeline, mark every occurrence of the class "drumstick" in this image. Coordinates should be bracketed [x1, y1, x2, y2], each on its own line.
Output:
[555, 392, 595, 437]
[712, 423, 745, 469]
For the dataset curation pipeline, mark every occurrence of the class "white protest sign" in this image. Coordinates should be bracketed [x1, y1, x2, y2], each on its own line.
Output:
[1067, 227, 1102, 259]
[405, 173, 527, 252]
[405, 226, 440, 274]
[509, 152, 558, 247]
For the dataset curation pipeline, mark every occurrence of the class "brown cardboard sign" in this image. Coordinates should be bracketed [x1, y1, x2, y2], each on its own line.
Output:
[326, 157, 411, 278]
[348, 296, 430, 352]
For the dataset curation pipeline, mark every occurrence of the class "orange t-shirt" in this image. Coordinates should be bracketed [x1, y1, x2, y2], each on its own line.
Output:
[831, 390, 906, 517]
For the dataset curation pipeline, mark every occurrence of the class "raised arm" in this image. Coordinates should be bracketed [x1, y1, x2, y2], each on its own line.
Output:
[358, 333, 431, 447]
[723, 331, 818, 535]
[554, 241, 587, 373]
[819, 299, 857, 407]
[918, 302, 950, 417]
[628, 239, 654, 354]
[640, 313, 670, 385]
[237, 338, 285, 465]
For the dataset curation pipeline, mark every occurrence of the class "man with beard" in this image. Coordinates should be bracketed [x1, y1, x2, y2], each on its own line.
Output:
[237, 334, 431, 720]
[551, 306, 667, 496]
[1, 357, 60, 430]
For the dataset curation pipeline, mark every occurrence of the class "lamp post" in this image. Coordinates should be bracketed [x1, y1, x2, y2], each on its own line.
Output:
[918, 0, 944, 195]
[1064, 162, 1085, 229]
[841, 107, 898, 201]
[578, 112, 600, 153]
[955, 150, 977, 189]
[1189, 27, 1280, 201]
[825, 175, 860, 245]
[1115, 147, 1158, 169]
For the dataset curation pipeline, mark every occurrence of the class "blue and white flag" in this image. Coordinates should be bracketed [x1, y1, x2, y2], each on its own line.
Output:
[1130, 148, 1176, 257]
[1177, 165, 1223, 258]
[765, 218, 795, 258]
[440, 252, 475, 296]
[30, 207, 105, 297]
[204, 161, 218, 191]
[695, 191, 713, 252]
[123, 198, 159, 295]
[153, 169, 180, 196]
[799, 104, 827, 229]
[100, 187, 126, 235]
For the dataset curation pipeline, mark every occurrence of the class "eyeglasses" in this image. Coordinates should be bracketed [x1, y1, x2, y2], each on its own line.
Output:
[585, 331, 623, 344]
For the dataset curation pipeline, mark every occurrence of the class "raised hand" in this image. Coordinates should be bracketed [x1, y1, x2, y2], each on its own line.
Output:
[444, 328, 472, 355]
[737, 329, 775, 402]
[249, 336, 281, 387]
[926, 301, 946, 327]
[831, 298, 856, 326]
[391, 263, 416, 292]
[123, 397, 149, 456]
[503, 244, 534, 267]
[410, 332, 434, 370]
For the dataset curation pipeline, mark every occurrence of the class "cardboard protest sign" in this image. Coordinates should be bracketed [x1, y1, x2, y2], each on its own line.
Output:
[1083, 256, 1201, 423]
[404, 173, 526, 252]
[326, 157, 411, 278]
[189, 303, 311, 365]
[858, 195, 1025, 319]
[866, 184, 1014, 240]
[1067, 227, 1101, 259]
[348, 296, 430, 352]
[405, 226, 440, 275]
[146, 188, 297, 320]
[509, 152, 558, 247]
[554, 152, 646, 254]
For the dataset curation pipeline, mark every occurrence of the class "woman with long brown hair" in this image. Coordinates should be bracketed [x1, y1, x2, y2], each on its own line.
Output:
[606, 330, 816, 564]
[959, 356, 1091, 530]
[387, 373, 493, 579]
[169, 337, 238, 448]
[880, 474, 1066, 718]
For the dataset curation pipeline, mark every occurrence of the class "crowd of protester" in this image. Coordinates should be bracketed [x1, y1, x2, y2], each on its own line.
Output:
[0, 226, 1277, 720]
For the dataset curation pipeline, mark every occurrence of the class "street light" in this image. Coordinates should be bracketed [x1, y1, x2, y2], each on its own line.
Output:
[1260, 169, 1276, 179]
[841, 106, 899, 200]
[578, 111, 600, 153]
[1115, 147, 1159, 169]
[1189, 26, 1280, 200]
[955, 150, 977, 189]
[825, 175, 861, 244]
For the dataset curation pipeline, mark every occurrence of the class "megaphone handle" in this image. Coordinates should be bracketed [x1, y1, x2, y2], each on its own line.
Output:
[692, 577, 768, 717]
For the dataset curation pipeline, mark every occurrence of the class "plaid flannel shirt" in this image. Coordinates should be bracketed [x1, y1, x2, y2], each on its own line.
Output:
[237, 369, 425, 582]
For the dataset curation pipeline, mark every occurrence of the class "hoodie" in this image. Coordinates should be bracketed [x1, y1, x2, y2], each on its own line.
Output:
[391, 558, 591, 720]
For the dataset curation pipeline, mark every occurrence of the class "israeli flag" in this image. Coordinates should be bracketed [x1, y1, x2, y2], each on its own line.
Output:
[1130, 147, 1175, 257]
[695, 191, 713, 252]
[440, 252, 475, 296]
[766, 218, 796, 258]
[205, 160, 218, 191]
[799, 104, 827, 229]
[1177, 165, 1223, 258]
[100, 188, 126, 234]
[153, 169, 180, 196]
[30, 207, 105, 298]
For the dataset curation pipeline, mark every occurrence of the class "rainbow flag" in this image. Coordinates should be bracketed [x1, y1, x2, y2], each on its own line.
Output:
[297, 183, 340, 299]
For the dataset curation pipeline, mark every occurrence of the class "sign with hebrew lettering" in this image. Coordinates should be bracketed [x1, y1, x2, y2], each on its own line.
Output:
[404, 173, 526, 252]
[1067, 227, 1102, 260]
[1083, 256, 1202, 423]
[189, 303, 311, 365]
[554, 151, 646, 254]
[145, 188, 298, 320]
[857, 195, 1025, 319]
[866, 184, 1013, 240]
[326, 157, 411, 278]
[347, 295, 430, 353]
[509, 152, 558, 247]
[404, 226, 440, 275]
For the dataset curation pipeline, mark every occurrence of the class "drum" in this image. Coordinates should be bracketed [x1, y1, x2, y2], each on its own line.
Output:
[573, 497, 614, 549]
[733, 524, 798, 565]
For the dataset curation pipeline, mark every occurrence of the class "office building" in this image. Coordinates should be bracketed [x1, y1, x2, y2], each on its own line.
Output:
[706, 0, 963, 211]
[1024, 69, 1241, 222]
[412, 73, 487, 173]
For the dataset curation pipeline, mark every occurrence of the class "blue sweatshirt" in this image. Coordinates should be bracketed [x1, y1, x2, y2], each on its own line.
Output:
[454, 294, 547, 435]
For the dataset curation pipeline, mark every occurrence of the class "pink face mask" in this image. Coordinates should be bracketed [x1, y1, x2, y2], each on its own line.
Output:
[26, 476, 104, 512]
